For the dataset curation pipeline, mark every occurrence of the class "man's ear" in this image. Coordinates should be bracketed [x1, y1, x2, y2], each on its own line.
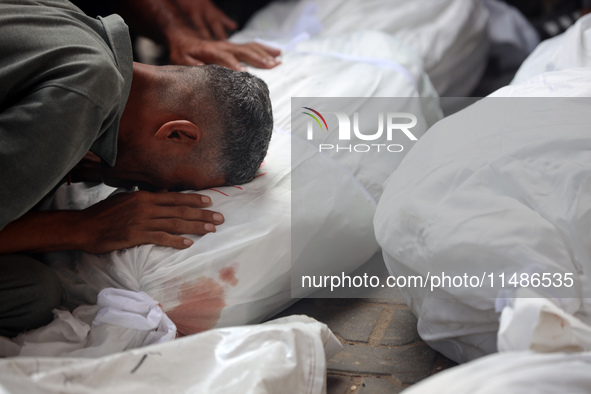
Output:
[154, 120, 201, 144]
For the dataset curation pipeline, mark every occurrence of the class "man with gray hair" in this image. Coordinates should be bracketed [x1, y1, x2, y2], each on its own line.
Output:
[0, 0, 273, 337]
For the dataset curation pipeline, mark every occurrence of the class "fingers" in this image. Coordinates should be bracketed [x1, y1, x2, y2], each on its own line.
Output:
[81, 191, 226, 253]
[142, 191, 214, 208]
[151, 206, 224, 225]
[149, 217, 220, 236]
[142, 197, 225, 250]
[138, 191, 225, 233]
[145, 231, 195, 250]
[171, 39, 281, 70]
[172, 40, 243, 69]
[233, 44, 281, 69]
[211, 50, 247, 71]
[257, 43, 282, 58]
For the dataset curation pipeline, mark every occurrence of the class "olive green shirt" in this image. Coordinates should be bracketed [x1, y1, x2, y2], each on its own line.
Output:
[0, 0, 133, 230]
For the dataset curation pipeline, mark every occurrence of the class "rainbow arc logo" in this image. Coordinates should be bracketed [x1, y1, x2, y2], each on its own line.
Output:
[302, 107, 328, 132]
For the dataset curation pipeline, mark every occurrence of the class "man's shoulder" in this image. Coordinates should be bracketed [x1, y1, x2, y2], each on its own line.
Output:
[0, 0, 125, 63]
[0, 1, 132, 111]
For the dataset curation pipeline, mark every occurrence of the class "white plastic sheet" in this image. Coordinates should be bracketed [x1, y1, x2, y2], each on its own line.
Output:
[0, 315, 342, 394]
[232, 0, 489, 96]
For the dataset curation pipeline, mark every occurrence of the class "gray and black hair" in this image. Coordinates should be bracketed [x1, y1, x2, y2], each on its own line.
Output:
[198, 65, 273, 185]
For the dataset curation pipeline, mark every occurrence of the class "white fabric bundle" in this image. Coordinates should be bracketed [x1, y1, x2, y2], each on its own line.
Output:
[374, 67, 591, 363]
[0, 315, 341, 394]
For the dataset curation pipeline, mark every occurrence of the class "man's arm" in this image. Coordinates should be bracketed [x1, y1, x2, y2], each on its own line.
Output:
[115, 0, 280, 70]
[0, 191, 224, 254]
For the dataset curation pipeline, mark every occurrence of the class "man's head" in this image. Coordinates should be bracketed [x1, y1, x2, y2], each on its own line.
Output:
[103, 63, 273, 191]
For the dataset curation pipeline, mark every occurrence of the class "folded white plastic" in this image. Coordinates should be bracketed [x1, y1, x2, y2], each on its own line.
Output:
[0, 315, 341, 394]
[93, 288, 176, 347]
[497, 289, 591, 354]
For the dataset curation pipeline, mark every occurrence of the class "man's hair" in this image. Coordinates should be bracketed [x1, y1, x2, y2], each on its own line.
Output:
[157, 65, 273, 186]
[197, 65, 273, 185]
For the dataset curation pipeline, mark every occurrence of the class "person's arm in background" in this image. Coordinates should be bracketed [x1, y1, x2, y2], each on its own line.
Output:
[114, 0, 280, 70]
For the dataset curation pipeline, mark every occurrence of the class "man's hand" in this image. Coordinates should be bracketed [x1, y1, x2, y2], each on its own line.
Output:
[174, 0, 238, 40]
[0, 191, 224, 255]
[169, 33, 281, 70]
[79, 191, 224, 253]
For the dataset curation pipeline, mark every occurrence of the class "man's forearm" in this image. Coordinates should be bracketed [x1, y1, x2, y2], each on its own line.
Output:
[0, 211, 86, 254]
